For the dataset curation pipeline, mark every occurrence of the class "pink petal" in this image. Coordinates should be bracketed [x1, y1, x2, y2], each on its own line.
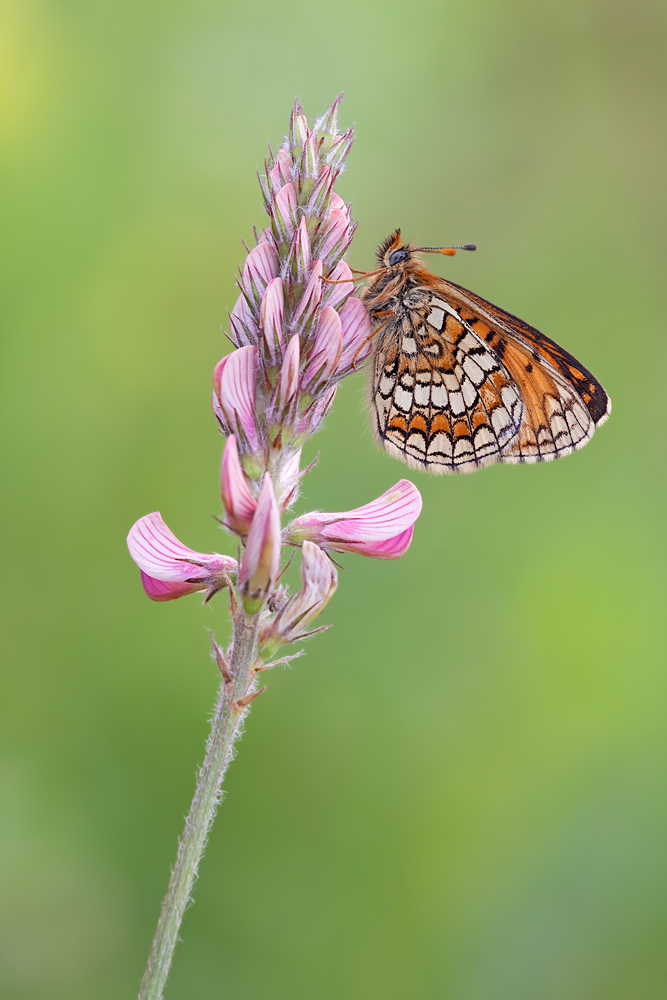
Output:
[328, 191, 350, 218]
[140, 573, 205, 602]
[278, 447, 302, 510]
[306, 384, 337, 434]
[303, 307, 343, 384]
[310, 165, 333, 209]
[128, 513, 237, 601]
[293, 259, 323, 324]
[269, 148, 292, 189]
[318, 210, 349, 259]
[274, 183, 298, 239]
[220, 435, 258, 534]
[259, 277, 285, 361]
[280, 335, 300, 404]
[239, 475, 282, 599]
[243, 243, 278, 298]
[324, 260, 354, 310]
[343, 526, 414, 560]
[213, 347, 259, 450]
[280, 449, 302, 484]
[293, 216, 311, 277]
[229, 292, 258, 346]
[338, 297, 373, 369]
[287, 480, 422, 548]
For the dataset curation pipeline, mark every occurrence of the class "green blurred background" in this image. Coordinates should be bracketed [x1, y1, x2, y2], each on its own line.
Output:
[1, 1, 666, 997]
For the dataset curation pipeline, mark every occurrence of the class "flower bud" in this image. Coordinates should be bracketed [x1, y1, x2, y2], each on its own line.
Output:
[337, 297, 373, 370]
[323, 260, 354, 310]
[302, 307, 343, 388]
[318, 210, 349, 261]
[280, 335, 300, 405]
[293, 216, 311, 282]
[259, 277, 285, 363]
[289, 102, 309, 147]
[272, 182, 298, 241]
[309, 165, 333, 216]
[293, 259, 323, 326]
[212, 347, 259, 451]
[278, 448, 302, 510]
[296, 385, 337, 437]
[268, 145, 292, 188]
[228, 291, 258, 347]
[220, 435, 258, 535]
[242, 243, 278, 305]
[259, 541, 337, 655]
[239, 475, 281, 613]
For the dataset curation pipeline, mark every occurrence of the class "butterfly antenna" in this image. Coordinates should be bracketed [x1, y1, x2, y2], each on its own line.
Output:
[418, 243, 477, 257]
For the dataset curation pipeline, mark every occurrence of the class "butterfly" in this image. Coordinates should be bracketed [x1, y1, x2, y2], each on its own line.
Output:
[358, 229, 611, 474]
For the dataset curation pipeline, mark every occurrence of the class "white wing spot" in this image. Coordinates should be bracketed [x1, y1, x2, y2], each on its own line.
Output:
[394, 386, 413, 412]
[414, 384, 430, 406]
[449, 391, 465, 415]
[461, 378, 477, 408]
[431, 384, 448, 408]
[427, 307, 445, 330]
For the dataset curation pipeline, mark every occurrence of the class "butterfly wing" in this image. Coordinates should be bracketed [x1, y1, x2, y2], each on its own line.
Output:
[370, 300, 525, 473]
[370, 281, 610, 473]
[433, 278, 611, 464]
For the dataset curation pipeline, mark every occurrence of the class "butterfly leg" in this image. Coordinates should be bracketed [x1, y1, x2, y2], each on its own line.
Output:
[351, 315, 392, 368]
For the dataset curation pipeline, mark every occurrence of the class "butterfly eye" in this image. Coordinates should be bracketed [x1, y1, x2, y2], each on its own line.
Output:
[388, 249, 409, 266]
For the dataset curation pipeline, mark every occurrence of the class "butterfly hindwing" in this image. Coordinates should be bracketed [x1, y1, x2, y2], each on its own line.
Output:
[371, 291, 524, 473]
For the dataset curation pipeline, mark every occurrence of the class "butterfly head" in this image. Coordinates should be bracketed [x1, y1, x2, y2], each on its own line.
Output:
[376, 230, 417, 269]
[376, 229, 477, 272]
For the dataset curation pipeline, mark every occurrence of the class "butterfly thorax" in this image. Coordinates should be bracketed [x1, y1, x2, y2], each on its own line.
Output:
[362, 259, 434, 320]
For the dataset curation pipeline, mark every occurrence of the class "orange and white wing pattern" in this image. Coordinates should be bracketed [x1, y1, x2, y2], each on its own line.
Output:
[369, 281, 610, 474]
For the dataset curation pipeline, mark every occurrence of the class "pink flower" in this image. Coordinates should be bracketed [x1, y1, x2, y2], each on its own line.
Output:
[229, 292, 257, 347]
[328, 191, 349, 219]
[337, 297, 373, 370]
[318, 210, 349, 260]
[293, 217, 311, 281]
[212, 346, 259, 450]
[127, 512, 237, 602]
[302, 307, 342, 387]
[278, 448, 302, 509]
[296, 384, 337, 437]
[280, 335, 300, 405]
[259, 540, 337, 653]
[220, 435, 257, 534]
[273, 182, 298, 240]
[259, 277, 284, 363]
[239, 475, 282, 612]
[285, 480, 422, 559]
[309, 165, 333, 216]
[268, 146, 291, 188]
[242, 243, 278, 304]
[293, 259, 323, 325]
[323, 260, 354, 310]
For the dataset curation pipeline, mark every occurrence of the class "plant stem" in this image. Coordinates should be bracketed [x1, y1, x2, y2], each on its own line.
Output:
[138, 610, 261, 1000]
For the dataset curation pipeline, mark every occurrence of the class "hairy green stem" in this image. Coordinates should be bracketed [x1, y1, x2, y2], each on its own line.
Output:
[138, 610, 261, 1000]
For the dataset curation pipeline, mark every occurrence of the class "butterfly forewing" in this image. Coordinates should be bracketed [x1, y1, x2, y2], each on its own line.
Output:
[364, 234, 610, 475]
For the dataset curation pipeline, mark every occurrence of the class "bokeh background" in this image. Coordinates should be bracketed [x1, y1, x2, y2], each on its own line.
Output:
[2, 1, 666, 997]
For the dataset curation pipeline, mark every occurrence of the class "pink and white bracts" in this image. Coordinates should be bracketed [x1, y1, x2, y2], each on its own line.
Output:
[128, 97, 422, 651]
